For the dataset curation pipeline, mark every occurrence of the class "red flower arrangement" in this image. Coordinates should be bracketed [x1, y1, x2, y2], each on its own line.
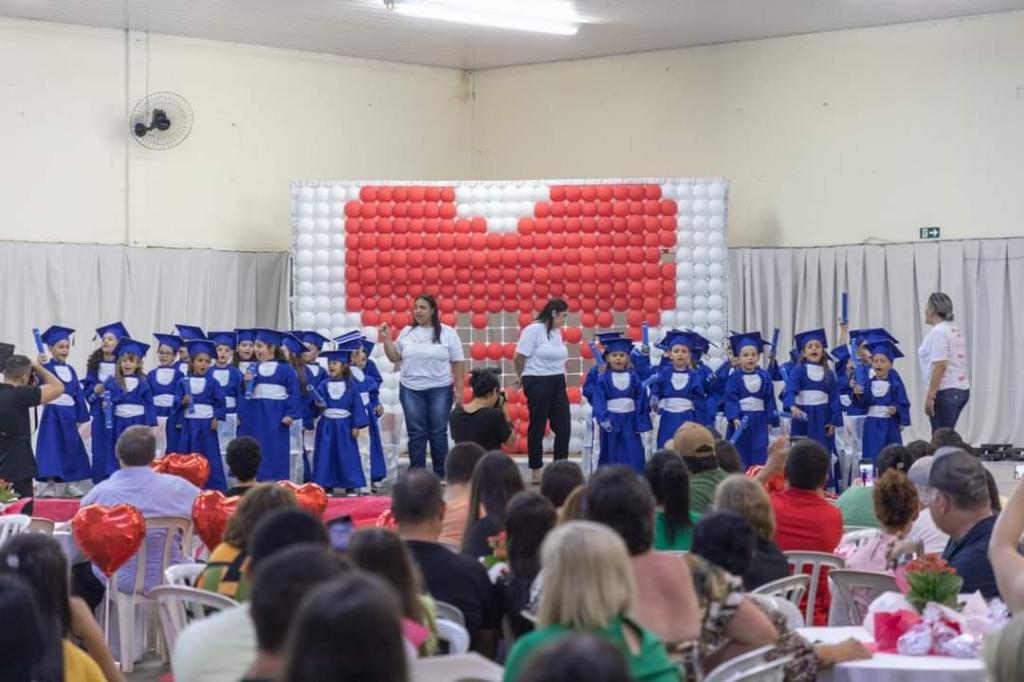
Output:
[896, 554, 963, 612]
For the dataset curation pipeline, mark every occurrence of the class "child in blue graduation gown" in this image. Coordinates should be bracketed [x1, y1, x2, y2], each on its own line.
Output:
[233, 329, 258, 441]
[242, 329, 302, 481]
[91, 338, 157, 481]
[174, 340, 228, 490]
[208, 331, 245, 454]
[350, 337, 387, 489]
[173, 324, 205, 375]
[312, 347, 370, 494]
[783, 329, 843, 453]
[282, 333, 316, 482]
[591, 337, 652, 473]
[35, 326, 91, 496]
[855, 340, 911, 464]
[149, 333, 186, 455]
[724, 332, 780, 468]
[81, 322, 129, 483]
[648, 330, 709, 450]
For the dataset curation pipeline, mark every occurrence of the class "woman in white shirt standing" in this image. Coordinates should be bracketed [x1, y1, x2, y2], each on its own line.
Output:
[917, 292, 970, 433]
[514, 298, 570, 485]
[380, 295, 465, 477]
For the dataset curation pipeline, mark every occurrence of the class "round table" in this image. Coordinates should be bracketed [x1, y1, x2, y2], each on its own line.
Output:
[797, 626, 985, 682]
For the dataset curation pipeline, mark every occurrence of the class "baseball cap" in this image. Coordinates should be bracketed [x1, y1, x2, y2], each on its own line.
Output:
[673, 422, 715, 458]
[928, 449, 989, 506]
[907, 456, 933, 487]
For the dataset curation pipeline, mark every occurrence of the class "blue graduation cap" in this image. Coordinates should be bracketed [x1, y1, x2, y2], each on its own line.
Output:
[867, 340, 904, 361]
[360, 338, 375, 355]
[601, 337, 635, 355]
[298, 331, 331, 350]
[235, 329, 257, 344]
[322, 347, 357, 364]
[793, 328, 828, 352]
[186, 339, 218, 358]
[851, 328, 900, 347]
[207, 331, 238, 349]
[831, 345, 851, 363]
[174, 325, 206, 341]
[254, 329, 283, 347]
[153, 333, 184, 353]
[333, 331, 365, 346]
[280, 333, 306, 355]
[657, 329, 709, 352]
[595, 331, 625, 344]
[728, 331, 767, 357]
[113, 337, 150, 358]
[95, 321, 129, 341]
[40, 326, 75, 347]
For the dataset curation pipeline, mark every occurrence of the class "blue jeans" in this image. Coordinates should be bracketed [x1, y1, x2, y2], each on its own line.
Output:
[930, 388, 970, 433]
[400, 384, 453, 477]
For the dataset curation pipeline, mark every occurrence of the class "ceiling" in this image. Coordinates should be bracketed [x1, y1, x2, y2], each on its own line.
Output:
[2, 0, 1023, 69]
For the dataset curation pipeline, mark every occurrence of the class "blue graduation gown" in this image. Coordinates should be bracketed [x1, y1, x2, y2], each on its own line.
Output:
[81, 360, 117, 482]
[241, 361, 302, 481]
[148, 365, 186, 453]
[211, 363, 244, 452]
[856, 369, 911, 463]
[581, 364, 602, 405]
[591, 369, 652, 473]
[630, 348, 654, 381]
[352, 365, 387, 482]
[90, 375, 157, 481]
[35, 361, 91, 482]
[782, 362, 843, 451]
[173, 374, 228, 490]
[724, 368, 780, 467]
[649, 366, 707, 450]
[312, 377, 370, 489]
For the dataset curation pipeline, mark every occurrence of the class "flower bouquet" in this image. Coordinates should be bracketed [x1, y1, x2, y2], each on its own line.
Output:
[0, 479, 17, 505]
[897, 554, 963, 612]
[481, 531, 509, 583]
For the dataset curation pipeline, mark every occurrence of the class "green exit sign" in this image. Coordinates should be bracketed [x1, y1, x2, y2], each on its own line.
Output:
[920, 227, 941, 240]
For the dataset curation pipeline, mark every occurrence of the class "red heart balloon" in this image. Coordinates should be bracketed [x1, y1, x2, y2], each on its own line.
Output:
[277, 481, 328, 517]
[72, 504, 146, 577]
[191, 491, 241, 551]
[153, 454, 210, 488]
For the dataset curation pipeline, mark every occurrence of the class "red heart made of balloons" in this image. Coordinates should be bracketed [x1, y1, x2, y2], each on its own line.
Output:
[153, 454, 210, 488]
[72, 504, 146, 577]
[277, 480, 328, 517]
[191, 491, 241, 551]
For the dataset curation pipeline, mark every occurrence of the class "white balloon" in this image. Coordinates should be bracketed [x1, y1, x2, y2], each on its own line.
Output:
[314, 266, 330, 281]
[313, 281, 330, 296]
[708, 231, 725, 247]
[661, 311, 677, 327]
[676, 295, 693, 310]
[675, 247, 693, 263]
[329, 266, 345, 281]
[694, 263, 709, 279]
[314, 219, 330, 233]
[297, 281, 315, 296]
[709, 216, 725, 231]
[693, 294, 708, 309]
[570, 422, 583, 438]
[313, 250, 329, 265]
[487, 186, 503, 202]
[660, 184, 676, 199]
[295, 250, 313, 266]
[299, 187, 315, 202]
[346, 186, 360, 201]
[692, 183, 709, 199]
[709, 200, 725, 216]
[693, 246, 709, 262]
[471, 186, 488, 202]
[329, 186, 347, 202]
[313, 296, 330, 312]
[297, 296, 315, 312]
[677, 215, 692, 230]
[570, 404, 583, 420]
[707, 325, 725, 342]
[472, 202, 488, 217]
[329, 249, 345, 265]
[455, 186, 473, 203]
[330, 202, 345, 217]
[361, 327, 379, 341]
[297, 312, 316, 328]
[693, 231, 708, 247]
[518, 201, 534, 216]
[676, 184, 692, 199]
[676, 262, 693, 278]
[677, 231, 694, 247]
[330, 312, 348, 327]
[569, 437, 583, 453]
[693, 279, 710, 295]
[313, 233, 329, 250]
[314, 187, 330, 202]
[693, 216, 708, 231]
[709, 263, 724, 279]
[297, 218, 314, 233]
[677, 310, 693, 326]
[709, 246, 725, 262]
[456, 203, 472, 218]
[708, 294, 725, 310]
[676, 279, 693, 294]
[296, 234, 314, 250]
[708, 278, 725, 294]
[376, 357, 393, 373]
[315, 312, 332, 328]
[330, 232, 345, 248]
[297, 202, 314, 218]
[329, 281, 346, 296]
[345, 312, 362, 327]
[692, 199, 708, 215]
[296, 266, 314, 282]
[676, 199, 692, 215]
[707, 310, 725, 326]
[315, 202, 330, 218]
[709, 182, 726, 199]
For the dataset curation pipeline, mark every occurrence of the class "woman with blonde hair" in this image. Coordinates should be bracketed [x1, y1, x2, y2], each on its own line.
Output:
[713, 474, 789, 590]
[503, 521, 679, 682]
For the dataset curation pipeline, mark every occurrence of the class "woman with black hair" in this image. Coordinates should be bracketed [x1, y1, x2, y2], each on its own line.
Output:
[381, 295, 466, 477]
[500, 491, 557, 638]
[514, 298, 571, 484]
[644, 450, 701, 551]
[450, 367, 515, 452]
[462, 450, 526, 559]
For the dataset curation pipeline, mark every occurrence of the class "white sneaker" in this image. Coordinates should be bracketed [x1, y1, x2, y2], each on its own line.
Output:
[65, 483, 86, 498]
[38, 483, 56, 498]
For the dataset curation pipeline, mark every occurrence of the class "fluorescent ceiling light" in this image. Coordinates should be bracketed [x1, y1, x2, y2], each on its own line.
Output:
[387, 0, 581, 36]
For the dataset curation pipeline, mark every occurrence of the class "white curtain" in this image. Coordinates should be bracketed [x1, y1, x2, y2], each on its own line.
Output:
[728, 238, 1024, 446]
[0, 241, 290, 370]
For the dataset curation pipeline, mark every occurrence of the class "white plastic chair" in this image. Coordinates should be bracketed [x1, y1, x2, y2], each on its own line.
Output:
[434, 599, 466, 627]
[436, 617, 470, 654]
[784, 551, 844, 626]
[703, 645, 791, 682]
[26, 517, 55, 535]
[0, 514, 31, 545]
[828, 569, 898, 626]
[750, 574, 810, 610]
[164, 562, 206, 587]
[747, 593, 804, 631]
[150, 585, 238, 652]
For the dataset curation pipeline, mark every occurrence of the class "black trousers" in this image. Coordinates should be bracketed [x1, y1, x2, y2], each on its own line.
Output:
[11, 478, 33, 516]
[521, 374, 571, 469]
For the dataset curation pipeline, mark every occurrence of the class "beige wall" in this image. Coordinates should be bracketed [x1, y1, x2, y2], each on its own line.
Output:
[0, 17, 472, 251]
[471, 12, 1024, 247]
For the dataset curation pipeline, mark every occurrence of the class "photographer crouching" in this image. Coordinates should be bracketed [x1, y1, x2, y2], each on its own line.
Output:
[449, 367, 516, 453]
[1, 354, 64, 514]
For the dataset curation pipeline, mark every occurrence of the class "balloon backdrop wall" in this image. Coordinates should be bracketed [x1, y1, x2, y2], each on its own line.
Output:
[291, 179, 729, 455]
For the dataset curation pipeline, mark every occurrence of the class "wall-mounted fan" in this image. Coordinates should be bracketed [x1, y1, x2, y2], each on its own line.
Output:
[129, 92, 193, 150]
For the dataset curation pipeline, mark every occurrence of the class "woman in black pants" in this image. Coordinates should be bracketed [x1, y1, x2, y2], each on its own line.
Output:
[514, 298, 570, 485]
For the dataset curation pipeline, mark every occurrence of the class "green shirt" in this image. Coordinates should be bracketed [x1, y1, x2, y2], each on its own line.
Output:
[835, 486, 880, 529]
[653, 509, 702, 551]
[503, 616, 681, 682]
[688, 467, 728, 515]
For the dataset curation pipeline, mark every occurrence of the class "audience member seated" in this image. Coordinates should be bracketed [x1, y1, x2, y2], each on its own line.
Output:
[539, 460, 585, 511]
[0, 574, 50, 682]
[905, 439, 931, 461]
[499, 491, 557, 639]
[0, 535, 120, 682]
[713, 439, 744, 474]
[349, 527, 439, 655]
[439, 441, 486, 547]
[462, 451, 526, 560]
[245, 545, 353, 682]
[928, 449, 1000, 599]
[984, 614, 1024, 681]
[449, 368, 515, 452]
[74, 425, 200, 609]
[519, 633, 631, 682]
[770, 439, 844, 626]
[197, 483, 298, 600]
[172, 508, 330, 682]
[905, 456, 951, 554]
[990, 480, 1024, 612]
[557, 484, 585, 524]
[644, 450, 700, 551]
[836, 444, 917, 528]
[582, 466, 704, 651]
[930, 426, 967, 452]
[985, 469, 1004, 513]
[392, 469, 500, 655]
[503, 521, 681, 682]
[225, 436, 263, 497]
[713, 474, 789, 590]
[281, 573, 410, 682]
[673, 423, 726, 514]
[839, 470, 919, 572]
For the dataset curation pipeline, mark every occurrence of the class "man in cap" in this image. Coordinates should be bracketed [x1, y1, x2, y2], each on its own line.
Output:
[673, 422, 726, 514]
[904, 456, 950, 554]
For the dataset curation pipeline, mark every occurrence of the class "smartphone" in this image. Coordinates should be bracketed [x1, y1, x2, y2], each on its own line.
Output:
[789, 435, 807, 446]
[859, 461, 875, 487]
[1014, 464, 1024, 481]
[327, 515, 355, 551]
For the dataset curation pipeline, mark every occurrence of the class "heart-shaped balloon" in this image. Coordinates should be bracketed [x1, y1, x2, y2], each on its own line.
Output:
[72, 504, 146, 577]
[191, 491, 241, 551]
[152, 453, 210, 488]
[277, 481, 328, 517]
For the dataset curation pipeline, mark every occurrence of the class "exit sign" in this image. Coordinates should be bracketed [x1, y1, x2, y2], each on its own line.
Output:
[920, 227, 941, 240]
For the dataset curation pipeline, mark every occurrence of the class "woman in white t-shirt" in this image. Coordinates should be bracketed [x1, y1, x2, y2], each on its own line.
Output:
[380, 295, 465, 477]
[917, 292, 970, 433]
[513, 298, 570, 485]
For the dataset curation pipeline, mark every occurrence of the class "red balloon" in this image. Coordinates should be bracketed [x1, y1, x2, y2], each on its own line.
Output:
[362, 310, 379, 325]
[72, 504, 146, 577]
[597, 311, 614, 327]
[276, 481, 328, 517]
[440, 312, 456, 327]
[516, 437, 529, 454]
[462, 387, 473, 404]
[626, 310, 645, 327]
[471, 313, 488, 329]
[518, 312, 534, 328]
[487, 342, 505, 360]
[504, 344, 517, 360]
[567, 387, 582, 404]
[562, 327, 582, 343]
[153, 453, 210, 488]
[581, 312, 597, 327]
[344, 201, 361, 218]
[516, 421, 529, 436]
[191, 491, 241, 552]
[581, 343, 594, 359]
[550, 186, 566, 202]
[471, 342, 488, 361]
[627, 326, 642, 341]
